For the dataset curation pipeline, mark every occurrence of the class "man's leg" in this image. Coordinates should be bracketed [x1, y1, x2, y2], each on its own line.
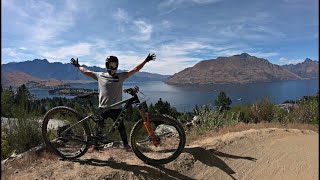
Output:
[109, 109, 129, 146]
[88, 115, 105, 152]
[95, 118, 105, 136]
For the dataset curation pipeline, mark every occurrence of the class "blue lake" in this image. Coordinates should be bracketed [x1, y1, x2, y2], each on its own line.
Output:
[29, 79, 319, 112]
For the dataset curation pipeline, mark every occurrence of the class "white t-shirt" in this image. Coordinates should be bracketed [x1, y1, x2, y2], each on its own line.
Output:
[92, 72, 129, 109]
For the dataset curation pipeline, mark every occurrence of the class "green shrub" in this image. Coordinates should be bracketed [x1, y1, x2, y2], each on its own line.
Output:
[187, 105, 244, 140]
[226, 111, 240, 125]
[228, 104, 254, 123]
[250, 97, 274, 123]
[289, 98, 319, 124]
[177, 112, 193, 124]
[1, 116, 42, 159]
[1, 138, 14, 160]
[272, 106, 289, 123]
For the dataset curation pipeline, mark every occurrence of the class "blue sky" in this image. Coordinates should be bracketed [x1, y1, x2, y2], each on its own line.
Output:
[2, 0, 319, 75]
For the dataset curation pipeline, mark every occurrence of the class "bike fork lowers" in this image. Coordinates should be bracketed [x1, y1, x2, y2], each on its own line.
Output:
[138, 106, 159, 146]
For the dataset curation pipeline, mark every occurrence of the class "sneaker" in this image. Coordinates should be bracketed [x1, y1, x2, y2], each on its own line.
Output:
[88, 145, 97, 153]
[123, 144, 132, 152]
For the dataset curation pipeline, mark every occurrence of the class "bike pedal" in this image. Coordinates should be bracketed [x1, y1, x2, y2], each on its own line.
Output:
[103, 142, 114, 149]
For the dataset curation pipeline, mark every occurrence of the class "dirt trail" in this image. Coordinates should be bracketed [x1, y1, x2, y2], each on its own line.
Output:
[2, 128, 318, 180]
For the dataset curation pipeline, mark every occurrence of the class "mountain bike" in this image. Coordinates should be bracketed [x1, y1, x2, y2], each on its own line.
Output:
[42, 86, 186, 165]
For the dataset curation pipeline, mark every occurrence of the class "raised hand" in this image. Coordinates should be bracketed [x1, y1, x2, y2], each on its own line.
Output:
[145, 53, 156, 62]
[70, 58, 80, 67]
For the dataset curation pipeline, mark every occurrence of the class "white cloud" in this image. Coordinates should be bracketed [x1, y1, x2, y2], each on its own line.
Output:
[97, 46, 201, 75]
[41, 43, 92, 60]
[30, 1, 77, 42]
[216, 24, 283, 41]
[217, 49, 278, 58]
[248, 51, 279, 58]
[159, 7, 178, 16]
[161, 20, 172, 28]
[159, 0, 183, 7]
[2, 47, 35, 62]
[2, 48, 18, 57]
[159, 0, 222, 7]
[283, 0, 304, 3]
[131, 20, 153, 41]
[92, 39, 108, 49]
[212, 12, 284, 41]
[253, 26, 285, 37]
[158, 0, 223, 16]
[3, 0, 316, 74]
[191, 0, 223, 4]
[217, 49, 244, 57]
[3, 1, 30, 19]
[112, 9, 154, 42]
[19, 47, 27, 50]
[152, 41, 212, 74]
[159, 41, 210, 57]
[89, 41, 209, 75]
[113, 8, 129, 22]
[4, 0, 78, 44]
[279, 57, 304, 65]
[235, 12, 271, 24]
[150, 56, 201, 75]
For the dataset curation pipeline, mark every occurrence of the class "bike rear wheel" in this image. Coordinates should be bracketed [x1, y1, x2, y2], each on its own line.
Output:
[130, 115, 186, 165]
[42, 106, 90, 159]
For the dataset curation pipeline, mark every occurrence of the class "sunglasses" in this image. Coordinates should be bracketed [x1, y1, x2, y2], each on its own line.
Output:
[106, 62, 118, 69]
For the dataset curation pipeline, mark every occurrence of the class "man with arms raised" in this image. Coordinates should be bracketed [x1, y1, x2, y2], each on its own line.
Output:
[70, 53, 156, 151]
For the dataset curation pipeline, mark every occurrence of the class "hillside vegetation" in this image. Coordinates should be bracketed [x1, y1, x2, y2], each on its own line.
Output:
[1, 84, 318, 160]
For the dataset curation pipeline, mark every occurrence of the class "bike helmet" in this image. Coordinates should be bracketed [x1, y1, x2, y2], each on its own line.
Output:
[105, 56, 119, 70]
[106, 56, 119, 75]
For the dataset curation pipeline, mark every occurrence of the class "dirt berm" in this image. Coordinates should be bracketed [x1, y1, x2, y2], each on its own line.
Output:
[2, 127, 318, 180]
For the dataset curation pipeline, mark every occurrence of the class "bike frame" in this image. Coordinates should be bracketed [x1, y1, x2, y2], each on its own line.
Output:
[60, 90, 154, 145]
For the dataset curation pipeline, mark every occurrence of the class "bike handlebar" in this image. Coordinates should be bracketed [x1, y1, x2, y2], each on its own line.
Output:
[123, 86, 139, 95]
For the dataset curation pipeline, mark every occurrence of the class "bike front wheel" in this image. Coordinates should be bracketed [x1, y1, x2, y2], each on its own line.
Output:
[130, 115, 186, 165]
[42, 106, 91, 159]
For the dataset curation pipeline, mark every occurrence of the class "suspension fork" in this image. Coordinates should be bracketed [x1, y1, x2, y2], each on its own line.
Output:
[138, 105, 159, 146]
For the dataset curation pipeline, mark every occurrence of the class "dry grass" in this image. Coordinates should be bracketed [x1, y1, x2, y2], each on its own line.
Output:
[1, 149, 58, 179]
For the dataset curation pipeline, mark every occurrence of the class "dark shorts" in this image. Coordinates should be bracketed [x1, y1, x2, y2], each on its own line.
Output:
[100, 109, 128, 145]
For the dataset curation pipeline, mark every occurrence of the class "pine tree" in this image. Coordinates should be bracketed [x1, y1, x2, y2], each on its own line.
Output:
[154, 98, 179, 118]
[10, 84, 31, 117]
[1, 87, 15, 117]
[214, 91, 232, 112]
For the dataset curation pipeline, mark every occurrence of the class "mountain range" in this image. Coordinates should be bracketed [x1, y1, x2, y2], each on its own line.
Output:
[2, 54, 318, 88]
[281, 58, 319, 79]
[166, 53, 318, 85]
[1, 59, 169, 88]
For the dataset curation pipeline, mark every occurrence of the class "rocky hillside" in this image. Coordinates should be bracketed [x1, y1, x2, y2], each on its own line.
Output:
[281, 58, 319, 79]
[166, 53, 304, 85]
[1, 72, 67, 88]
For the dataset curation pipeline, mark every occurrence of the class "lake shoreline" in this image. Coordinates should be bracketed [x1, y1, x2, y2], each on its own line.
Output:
[29, 79, 319, 112]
